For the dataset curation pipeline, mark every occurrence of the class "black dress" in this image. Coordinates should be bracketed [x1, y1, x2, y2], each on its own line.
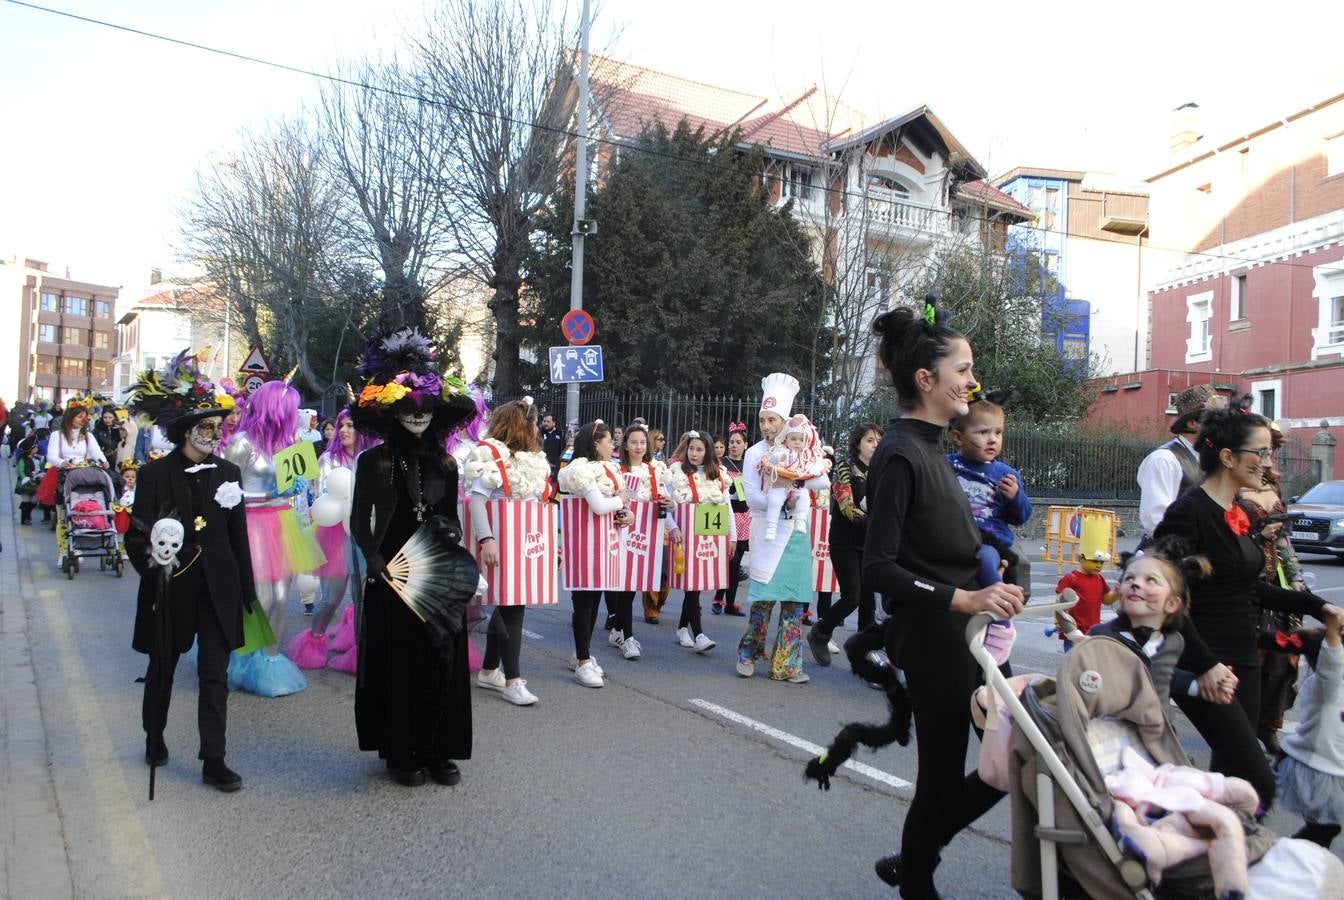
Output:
[352, 440, 471, 768]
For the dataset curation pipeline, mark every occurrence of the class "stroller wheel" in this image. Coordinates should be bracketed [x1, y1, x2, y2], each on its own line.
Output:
[72, 557, 80, 574]
[63, 558, 73, 580]
[115, 559, 124, 578]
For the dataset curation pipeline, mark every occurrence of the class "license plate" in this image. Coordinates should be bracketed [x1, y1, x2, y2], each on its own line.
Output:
[1291, 531, 1318, 542]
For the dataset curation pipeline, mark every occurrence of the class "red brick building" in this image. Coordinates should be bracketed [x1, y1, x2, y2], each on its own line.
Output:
[1087, 91, 1344, 476]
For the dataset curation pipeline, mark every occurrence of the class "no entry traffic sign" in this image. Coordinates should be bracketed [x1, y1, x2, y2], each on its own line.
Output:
[561, 309, 595, 345]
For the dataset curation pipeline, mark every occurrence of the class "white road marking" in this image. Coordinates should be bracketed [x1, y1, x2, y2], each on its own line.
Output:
[522, 629, 544, 640]
[689, 698, 912, 789]
[1312, 585, 1344, 594]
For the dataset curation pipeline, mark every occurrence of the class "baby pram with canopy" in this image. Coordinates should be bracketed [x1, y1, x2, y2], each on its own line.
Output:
[58, 464, 124, 579]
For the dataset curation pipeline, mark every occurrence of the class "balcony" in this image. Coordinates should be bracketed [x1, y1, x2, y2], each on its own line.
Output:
[858, 191, 950, 240]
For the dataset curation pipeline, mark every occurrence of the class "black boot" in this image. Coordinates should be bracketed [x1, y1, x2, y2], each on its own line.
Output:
[427, 760, 462, 786]
[386, 759, 426, 787]
[20, 502, 33, 525]
[202, 757, 242, 792]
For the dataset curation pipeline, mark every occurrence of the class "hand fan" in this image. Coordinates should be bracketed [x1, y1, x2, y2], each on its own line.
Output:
[382, 515, 480, 650]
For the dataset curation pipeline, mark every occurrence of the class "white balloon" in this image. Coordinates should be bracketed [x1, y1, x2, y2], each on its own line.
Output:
[311, 495, 343, 528]
[325, 468, 353, 501]
[295, 573, 320, 597]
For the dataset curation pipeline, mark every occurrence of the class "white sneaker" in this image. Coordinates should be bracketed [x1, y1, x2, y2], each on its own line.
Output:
[764, 523, 778, 542]
[785, 672, 810, 684]
[736, 659, 754, 677]
[795, 514, 809, 533]
[500, 679, 539, 706]
[676, 627, 695, 648]
[573, 661, 604, 688]
[693, 633, 716, 653]
[569, 655, 605, 677]
[608, 628, 624, 647]
[476, 668, 505, 691]
[622, 637, 642, 660]
[827, 639, 841, 655]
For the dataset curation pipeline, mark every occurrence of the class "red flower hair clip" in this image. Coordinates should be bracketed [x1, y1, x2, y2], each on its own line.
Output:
[1224, 504, 1251, 537]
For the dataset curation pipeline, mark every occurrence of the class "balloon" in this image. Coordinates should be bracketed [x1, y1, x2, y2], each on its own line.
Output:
[324, 468, 353, 501]
[295, 573, 320, 598]
[311, 495, 343, 528]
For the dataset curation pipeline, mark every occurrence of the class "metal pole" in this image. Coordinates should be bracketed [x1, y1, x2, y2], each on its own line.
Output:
[565, 0, 592, 439]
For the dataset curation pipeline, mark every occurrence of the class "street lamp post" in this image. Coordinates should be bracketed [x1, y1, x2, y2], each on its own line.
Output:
[564, 0, 592, 439]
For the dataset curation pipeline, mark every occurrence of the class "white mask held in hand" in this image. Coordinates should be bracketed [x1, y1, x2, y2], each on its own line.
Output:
[149, 518, 185, 569]
[397, 411, 433, 436]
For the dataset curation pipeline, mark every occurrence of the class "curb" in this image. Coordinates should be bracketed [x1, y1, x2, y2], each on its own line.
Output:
[0, 459, 76, 897]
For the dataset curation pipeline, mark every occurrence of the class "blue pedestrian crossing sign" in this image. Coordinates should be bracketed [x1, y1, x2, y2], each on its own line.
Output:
[548, 345, 604, 384]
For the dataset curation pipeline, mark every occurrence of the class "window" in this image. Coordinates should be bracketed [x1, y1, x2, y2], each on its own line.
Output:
[40, 291, 60, 312]
[90, 361, 110, 384]
[62, 327, 85, 346]
[1165, 393, 1180, 414]
[865, 174, 910, 197]
[1250, 379, 1282, 421]
[782, 164, 814, 202]
[864, 266, 893, 306]
[93, 330, 112, 350]
[60, 357, 87, 377]
[1043, 187, 1059, 230]
[64, 296, 88, 316]
[93, 299, 111, 318]
[142, 355, 156, 371]
[1312, 263, 1344, 358]
[1185, 290, 1214, 363]
[38, 323, 58, 343]
[1327, 134, 1344, 178]
[1061, 335, 1088, 360]
[1232, 273, 1248, 320]
[36, 355, 57, 375]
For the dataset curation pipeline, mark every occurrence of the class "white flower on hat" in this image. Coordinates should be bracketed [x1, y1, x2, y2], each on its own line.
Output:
[214, 481, 244, 509]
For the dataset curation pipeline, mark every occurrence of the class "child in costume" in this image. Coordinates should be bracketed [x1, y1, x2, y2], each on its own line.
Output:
[761, 414, 830, 542]
[667, 430, 735, 653]
[1276, 617, 1344, 849]
[14, 437, 42, 525]
[946, 388, 1032, 590]
[285, 408, 377, 673]
[1054, 549, 1114, 647]
[223, 379, 325, 697]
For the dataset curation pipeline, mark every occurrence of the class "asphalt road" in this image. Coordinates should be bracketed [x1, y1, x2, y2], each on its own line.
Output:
[5, 472, 1344, 899]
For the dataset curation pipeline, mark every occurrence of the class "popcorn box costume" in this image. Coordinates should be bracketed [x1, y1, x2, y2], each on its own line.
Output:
[557, 457, 626, 592]
[810, 506, 840, 593]
[618, 500, 666, 592]
[667, 464, 732, 592]
[462, 438, 559, 606]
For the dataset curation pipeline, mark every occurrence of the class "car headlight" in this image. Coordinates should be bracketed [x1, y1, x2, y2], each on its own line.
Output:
[1335, 518, 1344, 530]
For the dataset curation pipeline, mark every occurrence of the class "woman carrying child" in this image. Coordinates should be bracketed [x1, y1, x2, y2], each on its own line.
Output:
[1155, 406, 1343, 807]
[861, 302, 1025, 896]
[735, 374, 830, 684]
[667, 430, 735, 654]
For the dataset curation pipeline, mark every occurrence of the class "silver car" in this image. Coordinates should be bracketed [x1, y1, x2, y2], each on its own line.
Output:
[1287, 480, 1344, 558]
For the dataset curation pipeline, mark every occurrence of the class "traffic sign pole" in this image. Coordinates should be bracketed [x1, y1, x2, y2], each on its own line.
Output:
[565, 0, 592, 440]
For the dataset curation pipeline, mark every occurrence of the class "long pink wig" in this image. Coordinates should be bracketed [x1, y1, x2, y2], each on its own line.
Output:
[443, 386, 489, 457]
[236, 380, 299, 458]
[321, 408, 378, 467]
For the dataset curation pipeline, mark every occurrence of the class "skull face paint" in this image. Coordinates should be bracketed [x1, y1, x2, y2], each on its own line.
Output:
[149, 517, 185, 568]
[397, 411, 433, 436]
[189, 417, 224, 455]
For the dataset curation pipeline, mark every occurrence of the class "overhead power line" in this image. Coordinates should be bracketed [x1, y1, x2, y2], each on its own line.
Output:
[5, 0, 1339, 281]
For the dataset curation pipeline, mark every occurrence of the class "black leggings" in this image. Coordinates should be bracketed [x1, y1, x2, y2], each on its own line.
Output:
[1171, 661, 1275, 808]
[899, 611, 1005, 896]
[680, 591, 703, 637]
[483, 606, 525, 680]
[814, 536, 874, 637]
[715, 540, 748, 607]
[570, 591, 607, 660]
[607, 591, 635, 639]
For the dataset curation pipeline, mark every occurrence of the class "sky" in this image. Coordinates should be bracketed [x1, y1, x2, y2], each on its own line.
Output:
[2, 0, 1341, 302]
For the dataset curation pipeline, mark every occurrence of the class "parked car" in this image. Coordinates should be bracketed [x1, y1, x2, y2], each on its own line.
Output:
[1286, 480, 1344, 558]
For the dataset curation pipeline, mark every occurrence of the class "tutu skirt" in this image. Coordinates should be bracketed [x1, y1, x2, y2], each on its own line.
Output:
[315, 523, 349, 578]
[1277, 755, 1344, 824]
[245, 504, 326, 582]
[227, 650, 307, 697]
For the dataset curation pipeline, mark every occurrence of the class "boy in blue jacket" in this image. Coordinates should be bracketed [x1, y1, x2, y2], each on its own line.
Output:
[946, 390, 1033, 588]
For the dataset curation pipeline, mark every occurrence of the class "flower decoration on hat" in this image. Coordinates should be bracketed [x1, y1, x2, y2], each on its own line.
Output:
[123, 349, 229, 444]
[349, 327, 475, 438]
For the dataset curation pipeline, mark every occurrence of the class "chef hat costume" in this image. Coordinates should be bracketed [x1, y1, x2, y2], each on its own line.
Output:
[759, 373, 800, 418]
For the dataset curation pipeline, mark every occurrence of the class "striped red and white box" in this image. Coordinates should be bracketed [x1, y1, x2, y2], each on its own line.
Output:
[617, 500, 665, 592]
[810, 507, 839, 593]
[558, 497, 622, 592]
[463, 499, 559, 606]
[668, 503, 730, 592]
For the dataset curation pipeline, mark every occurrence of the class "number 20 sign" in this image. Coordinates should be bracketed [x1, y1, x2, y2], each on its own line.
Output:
[273, 441, 319, 495]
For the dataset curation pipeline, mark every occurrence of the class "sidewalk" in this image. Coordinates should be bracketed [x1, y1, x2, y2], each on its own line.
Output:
[0, 459, 76, 897]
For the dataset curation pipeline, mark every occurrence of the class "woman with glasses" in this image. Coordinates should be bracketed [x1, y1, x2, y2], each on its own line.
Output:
[1155, 406, 1343, 807]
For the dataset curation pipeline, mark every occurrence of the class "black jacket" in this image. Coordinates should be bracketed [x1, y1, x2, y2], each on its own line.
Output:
[127, 448, 256, 654]
[350, 440, 461, 577]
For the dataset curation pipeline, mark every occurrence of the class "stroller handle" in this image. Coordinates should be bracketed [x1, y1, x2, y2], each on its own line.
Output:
[964, 595, 1078, 650]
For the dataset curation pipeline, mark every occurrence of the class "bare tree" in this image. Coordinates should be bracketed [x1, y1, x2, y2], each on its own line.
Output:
[320, 59, 459, 332]
[178, 119, 349, 394]
[412, 0, 581, 398]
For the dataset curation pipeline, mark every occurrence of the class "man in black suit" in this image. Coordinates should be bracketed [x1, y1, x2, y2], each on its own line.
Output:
[539, 411, 563, 478]
[125, 372, 256, 793]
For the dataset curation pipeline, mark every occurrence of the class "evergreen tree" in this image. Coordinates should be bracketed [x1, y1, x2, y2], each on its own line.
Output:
[523, 122, 827, 395]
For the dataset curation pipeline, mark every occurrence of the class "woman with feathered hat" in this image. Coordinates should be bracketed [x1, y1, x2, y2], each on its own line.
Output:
[124, 352, 255, 792]
[348, 328, 478, 787]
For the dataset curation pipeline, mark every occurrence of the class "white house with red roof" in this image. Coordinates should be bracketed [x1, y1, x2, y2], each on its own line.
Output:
[113, 270, 231, 396]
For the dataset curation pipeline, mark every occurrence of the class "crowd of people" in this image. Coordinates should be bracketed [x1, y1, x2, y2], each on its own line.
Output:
[6, 307, 1344, 895]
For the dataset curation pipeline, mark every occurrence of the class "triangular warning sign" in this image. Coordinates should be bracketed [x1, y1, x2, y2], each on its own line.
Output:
[239, 345, 272, 375]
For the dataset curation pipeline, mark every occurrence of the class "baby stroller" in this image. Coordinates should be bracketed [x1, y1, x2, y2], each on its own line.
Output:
[58, 465, 123, 579]
[968, 610, 1344, 899]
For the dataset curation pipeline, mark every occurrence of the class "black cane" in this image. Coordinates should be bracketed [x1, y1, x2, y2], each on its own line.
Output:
[148, 564, 173, 801]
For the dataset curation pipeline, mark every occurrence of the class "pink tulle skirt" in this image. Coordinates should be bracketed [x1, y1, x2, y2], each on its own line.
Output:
[315, 523, 348, 578]
[245, 504, 326, 582]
